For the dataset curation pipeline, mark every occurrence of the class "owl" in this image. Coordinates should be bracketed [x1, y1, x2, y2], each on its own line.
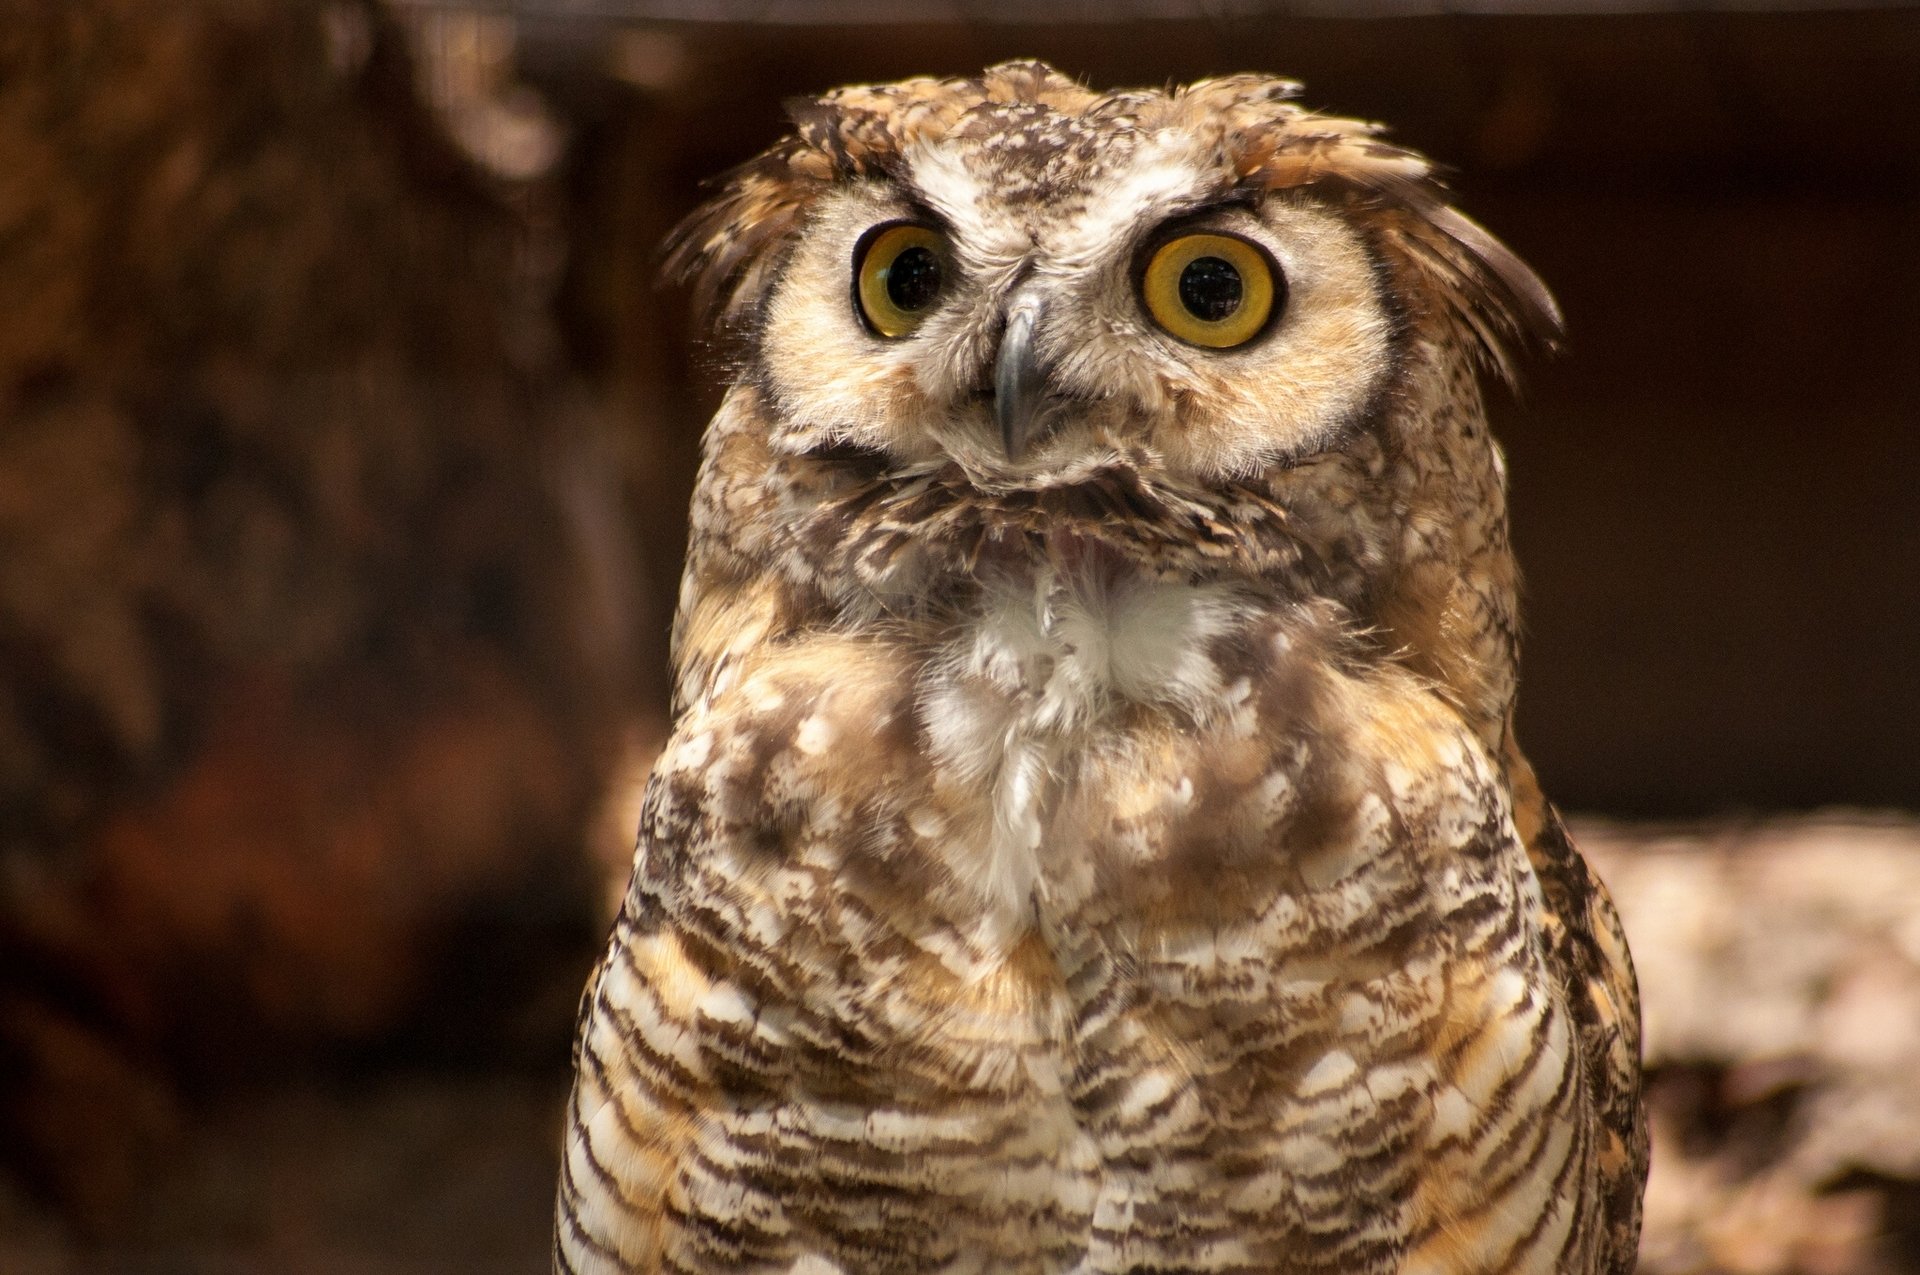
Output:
[556, 63, 1646, 1275]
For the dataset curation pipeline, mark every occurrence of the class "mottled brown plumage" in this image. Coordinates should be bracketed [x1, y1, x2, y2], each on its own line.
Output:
[557, 63, 1645, 1274]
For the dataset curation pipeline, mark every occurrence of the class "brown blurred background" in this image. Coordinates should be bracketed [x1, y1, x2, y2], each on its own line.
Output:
[1, 2, 1917, 1271]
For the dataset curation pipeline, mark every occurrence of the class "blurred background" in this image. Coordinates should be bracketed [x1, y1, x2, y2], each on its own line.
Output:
[1, 1, 1917, 1270]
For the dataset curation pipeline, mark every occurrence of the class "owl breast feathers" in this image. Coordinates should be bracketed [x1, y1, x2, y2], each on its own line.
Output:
[556, 62, 1646, 1275]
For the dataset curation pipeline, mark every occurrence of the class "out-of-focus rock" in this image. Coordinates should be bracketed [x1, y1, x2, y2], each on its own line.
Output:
[1579, 815, 1920, 1274]
[0, 0, 643, 1231]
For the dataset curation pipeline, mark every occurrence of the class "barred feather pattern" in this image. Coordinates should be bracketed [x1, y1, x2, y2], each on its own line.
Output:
[560, 63, 1643, 1275]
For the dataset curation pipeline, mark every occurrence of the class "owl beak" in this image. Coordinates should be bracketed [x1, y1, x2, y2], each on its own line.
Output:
[994, 296, 1048, 461]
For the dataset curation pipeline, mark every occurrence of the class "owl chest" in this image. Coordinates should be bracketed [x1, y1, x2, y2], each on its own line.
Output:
[639, 576, 1567, 1269]
[905, 573, 1327, 927]
[674, 570, 1441, 926]
[667, 546, 1520, 928]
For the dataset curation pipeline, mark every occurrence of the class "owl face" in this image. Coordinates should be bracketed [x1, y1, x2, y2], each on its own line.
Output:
[673, 62, 1558, 506]
[757, 146, 1397, 485]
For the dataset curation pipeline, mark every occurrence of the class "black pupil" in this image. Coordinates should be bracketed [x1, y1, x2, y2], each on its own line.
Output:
[1178, 256, 1243, 322]
[885, 245, 942, 312]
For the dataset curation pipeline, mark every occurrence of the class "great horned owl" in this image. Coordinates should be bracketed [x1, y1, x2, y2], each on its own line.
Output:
[556, 63, 1646, 1275]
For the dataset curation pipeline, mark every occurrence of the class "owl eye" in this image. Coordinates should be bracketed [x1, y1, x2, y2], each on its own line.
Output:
[853, 222, 948, 338]
[1140, 231, 1282, 350]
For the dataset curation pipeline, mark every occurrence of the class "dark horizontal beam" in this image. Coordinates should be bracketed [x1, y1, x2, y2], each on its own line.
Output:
[386, 0, 1919, 24]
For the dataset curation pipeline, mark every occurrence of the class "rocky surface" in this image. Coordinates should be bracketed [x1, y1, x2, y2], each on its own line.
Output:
[1582, 816, 1920, 1275]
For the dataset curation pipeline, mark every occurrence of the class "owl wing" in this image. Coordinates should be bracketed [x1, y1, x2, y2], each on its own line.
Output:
[1523, 804, 1648, 1275]
[556, 851, 749, 1275]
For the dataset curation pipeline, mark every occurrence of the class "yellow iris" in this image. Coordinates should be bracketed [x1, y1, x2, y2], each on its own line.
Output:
[854, 223, 947, 338]
[1140, 232, 1278, 349]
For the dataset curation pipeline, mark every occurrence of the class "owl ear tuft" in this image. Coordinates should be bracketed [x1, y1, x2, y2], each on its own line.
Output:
[662, 139, 828, 332]
[1393, 199, 1565, 383]
[1226, 107, 1563, 381]
[663, 86, 935, 331]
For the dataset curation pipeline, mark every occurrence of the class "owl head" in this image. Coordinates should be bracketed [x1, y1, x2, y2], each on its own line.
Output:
[668, 62, 1556, 492]
[666, 64, 1560, 742]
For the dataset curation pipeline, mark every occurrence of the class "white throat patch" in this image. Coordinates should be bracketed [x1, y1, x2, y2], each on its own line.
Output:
[919, 568, 1242, 935]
